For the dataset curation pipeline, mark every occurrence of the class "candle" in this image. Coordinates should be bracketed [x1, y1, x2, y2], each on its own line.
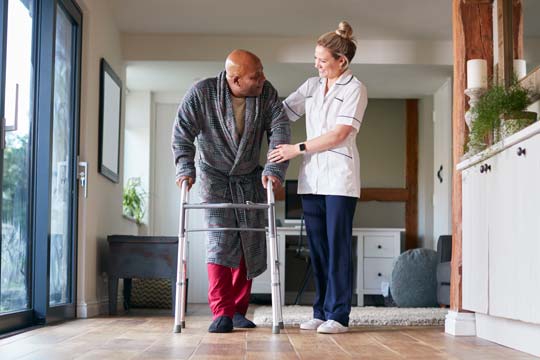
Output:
[467, 59, 487, 89]
[514, 59, 527, 80]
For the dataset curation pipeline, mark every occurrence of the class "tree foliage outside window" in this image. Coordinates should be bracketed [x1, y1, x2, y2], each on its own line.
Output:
[1, 133, 30, 312]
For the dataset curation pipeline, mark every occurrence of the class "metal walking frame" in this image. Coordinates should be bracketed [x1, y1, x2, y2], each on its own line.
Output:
[173, 179, 284, 334]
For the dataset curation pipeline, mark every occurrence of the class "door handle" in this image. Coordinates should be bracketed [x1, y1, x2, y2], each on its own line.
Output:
[78, 160, 88, 198]
[437, 165, 443, 183]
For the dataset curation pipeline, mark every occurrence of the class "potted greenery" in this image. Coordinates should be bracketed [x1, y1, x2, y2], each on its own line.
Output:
[467, 80, 537, 153]
[123, 177, 146, 225]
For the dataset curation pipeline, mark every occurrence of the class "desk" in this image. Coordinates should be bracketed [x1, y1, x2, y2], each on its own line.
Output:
[252, 227, 404, 306]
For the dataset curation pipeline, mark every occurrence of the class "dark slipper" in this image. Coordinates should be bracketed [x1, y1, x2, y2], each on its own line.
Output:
[208, 316, 233, 333]
[233, 312, 256, 328]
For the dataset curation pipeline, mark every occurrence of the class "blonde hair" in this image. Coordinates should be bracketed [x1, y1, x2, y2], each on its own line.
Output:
[317, 21, 356, 68]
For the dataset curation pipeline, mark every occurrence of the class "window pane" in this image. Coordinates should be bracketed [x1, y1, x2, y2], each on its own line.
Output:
[1, 0, 35, 313]
[49, 6, 73, 306]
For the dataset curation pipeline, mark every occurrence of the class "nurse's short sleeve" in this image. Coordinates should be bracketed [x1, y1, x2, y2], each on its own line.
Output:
[336, 83, 368, 132]
[283, 79, 310, 122]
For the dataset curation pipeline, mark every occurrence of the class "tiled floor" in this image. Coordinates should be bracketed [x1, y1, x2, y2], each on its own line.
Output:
[0, 305, 536, 359]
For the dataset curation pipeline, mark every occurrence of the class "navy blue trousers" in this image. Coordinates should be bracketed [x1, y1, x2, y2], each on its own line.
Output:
[301, 194, 357, 326]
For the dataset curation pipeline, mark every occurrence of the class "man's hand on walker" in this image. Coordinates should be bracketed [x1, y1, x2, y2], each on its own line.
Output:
[176, 176, 194, 191]
[262, 175, 281, 189]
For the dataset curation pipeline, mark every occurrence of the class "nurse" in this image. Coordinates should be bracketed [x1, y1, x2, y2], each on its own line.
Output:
[268, 21, 367, 334]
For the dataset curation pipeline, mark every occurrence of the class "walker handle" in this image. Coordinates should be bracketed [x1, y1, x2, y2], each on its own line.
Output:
[180, 178, 189, 204]
[266, 178, 274, 203]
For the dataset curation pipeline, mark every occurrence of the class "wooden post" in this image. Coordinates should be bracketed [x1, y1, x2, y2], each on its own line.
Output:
[451, 0, 494, 312]
[513, 0, 523, 60]
[405, 99, 418, 250]
[498, 0, 513, 86]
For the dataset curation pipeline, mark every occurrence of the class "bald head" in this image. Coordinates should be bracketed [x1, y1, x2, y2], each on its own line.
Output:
[225, 49, 261, 77]
[225, 49, 266, 97]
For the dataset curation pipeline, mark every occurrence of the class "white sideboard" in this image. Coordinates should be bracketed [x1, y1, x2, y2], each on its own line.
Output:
[252, 227, 404, 306]
[458, 121, 540, 356]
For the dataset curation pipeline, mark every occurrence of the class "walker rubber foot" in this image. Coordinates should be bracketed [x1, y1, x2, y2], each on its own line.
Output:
[279, 321, 284, 329]
[173, 325, 182, 333]
[272, 325, 280, 334]
[181, 321, 186, 328]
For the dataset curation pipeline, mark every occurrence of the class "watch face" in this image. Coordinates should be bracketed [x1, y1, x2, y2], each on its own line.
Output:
[299, 143, 306, 152]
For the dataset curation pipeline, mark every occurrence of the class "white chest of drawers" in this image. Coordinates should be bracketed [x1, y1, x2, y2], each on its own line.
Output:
[252, 227, 404, 306]
[355, 229, 404, 305]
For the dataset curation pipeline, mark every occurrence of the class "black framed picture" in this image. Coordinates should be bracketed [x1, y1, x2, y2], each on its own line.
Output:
[98, 58, 122, 183]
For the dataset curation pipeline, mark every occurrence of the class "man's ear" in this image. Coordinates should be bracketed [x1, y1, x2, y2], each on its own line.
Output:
[233, 76, 241, 86]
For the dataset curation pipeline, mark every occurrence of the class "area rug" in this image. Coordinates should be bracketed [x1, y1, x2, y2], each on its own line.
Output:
[253, 306, 448, 327]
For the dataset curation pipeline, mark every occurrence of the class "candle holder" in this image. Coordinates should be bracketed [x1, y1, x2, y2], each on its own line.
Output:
[464, 87, 487, 132]
[464, 87, 487, 157]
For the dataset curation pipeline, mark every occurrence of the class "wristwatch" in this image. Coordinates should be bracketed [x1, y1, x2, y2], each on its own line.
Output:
[298, 143, 306, 153]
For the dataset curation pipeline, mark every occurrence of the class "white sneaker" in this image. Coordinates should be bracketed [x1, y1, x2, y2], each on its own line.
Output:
[316, 320, 349, 334]
[300, 318, 325, 330]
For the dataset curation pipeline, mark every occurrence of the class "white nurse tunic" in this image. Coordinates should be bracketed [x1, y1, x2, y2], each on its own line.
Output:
[283, 69, 368, 198]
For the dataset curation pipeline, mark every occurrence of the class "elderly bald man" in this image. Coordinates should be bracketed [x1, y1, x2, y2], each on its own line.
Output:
[172, 49, 290, 333]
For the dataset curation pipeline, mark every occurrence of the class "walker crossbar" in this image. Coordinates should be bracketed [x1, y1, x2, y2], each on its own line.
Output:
[186, 228, 267, 232]
[185, 203, 270, 210]
[173, 179, 284, 334]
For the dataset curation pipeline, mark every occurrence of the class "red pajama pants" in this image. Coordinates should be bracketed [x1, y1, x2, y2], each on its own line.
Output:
[207, 256, 252, 319]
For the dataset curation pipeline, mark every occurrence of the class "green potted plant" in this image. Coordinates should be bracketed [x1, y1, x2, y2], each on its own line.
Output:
[123, 177, 146, 225]
[467, 80, 537, 153]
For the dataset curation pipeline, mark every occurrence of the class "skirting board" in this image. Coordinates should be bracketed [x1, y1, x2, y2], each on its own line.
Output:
[445, 310, 476, 336]
[76, 299, 108, 318]
[476, 313, 540, 357]
[76, 294, 122, 318]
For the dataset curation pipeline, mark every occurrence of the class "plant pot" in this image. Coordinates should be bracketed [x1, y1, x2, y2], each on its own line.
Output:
[500, 111, 538, 138]
[501, 111, 537, 121]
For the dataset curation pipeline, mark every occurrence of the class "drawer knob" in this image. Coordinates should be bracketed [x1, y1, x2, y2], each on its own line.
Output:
[377, 245, 382, 249]
[377, 273, 382, 277]
[517, 147, 526, 156]
[480, 164, 492, 173]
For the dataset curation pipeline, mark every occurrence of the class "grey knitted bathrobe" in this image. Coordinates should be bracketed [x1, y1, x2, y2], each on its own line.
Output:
[171, 71, 290, 279]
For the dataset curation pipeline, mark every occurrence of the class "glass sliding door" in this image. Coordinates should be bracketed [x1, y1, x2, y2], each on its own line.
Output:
[49, 4, 74, 307]
[0, 0, 81, 333]
[0, 0, 35, 317]
[46, 0, 81, 319]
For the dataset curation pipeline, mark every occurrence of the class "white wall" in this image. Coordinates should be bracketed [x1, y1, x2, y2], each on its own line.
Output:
[151, 102, 181, 237]
[76, 0, 137, 318]
[124, 90, 152, 223]
[433, 79, 453, 248]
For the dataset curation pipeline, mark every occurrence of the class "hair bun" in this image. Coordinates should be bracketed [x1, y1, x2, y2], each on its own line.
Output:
[335, 21, 353, 39]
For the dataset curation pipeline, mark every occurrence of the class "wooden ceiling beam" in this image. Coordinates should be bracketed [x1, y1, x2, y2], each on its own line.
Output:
[359, 188, 409, 202]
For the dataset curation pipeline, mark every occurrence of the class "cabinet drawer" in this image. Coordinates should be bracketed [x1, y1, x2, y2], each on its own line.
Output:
[364, 235, 398, 258]
[364, 258, 394, 291]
